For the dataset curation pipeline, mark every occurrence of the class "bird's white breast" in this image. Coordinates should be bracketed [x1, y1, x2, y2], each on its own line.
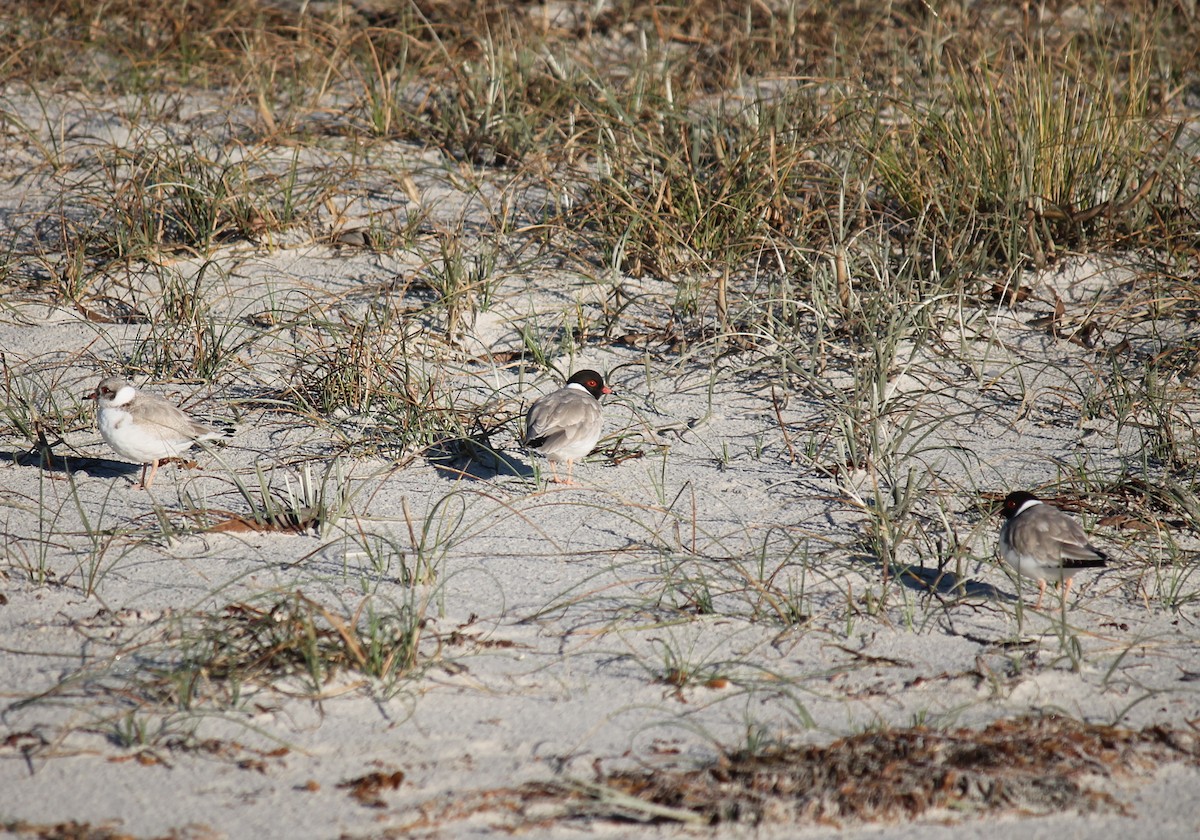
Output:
[98, 407, 194, 462]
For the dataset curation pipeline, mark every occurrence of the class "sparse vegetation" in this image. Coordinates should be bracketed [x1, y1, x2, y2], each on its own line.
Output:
[1, 1, 1199, 836]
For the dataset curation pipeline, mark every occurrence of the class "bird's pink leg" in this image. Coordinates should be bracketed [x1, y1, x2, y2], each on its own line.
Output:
[135, 459, 161, 490]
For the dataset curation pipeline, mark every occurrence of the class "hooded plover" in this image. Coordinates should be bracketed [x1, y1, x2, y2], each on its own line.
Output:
[523, 369, 611, 485]
[998, 490, 1109, 606]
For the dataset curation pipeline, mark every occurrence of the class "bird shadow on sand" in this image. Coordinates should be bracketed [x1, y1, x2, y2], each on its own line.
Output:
[1, 446, 141, 482]
[851, 552, 1014, 602]
[427, 437, 533, 482]
[897, 564, 1014, 602]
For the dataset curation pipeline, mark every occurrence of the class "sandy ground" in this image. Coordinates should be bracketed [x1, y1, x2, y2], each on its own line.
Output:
[2, 89, 1200, 838]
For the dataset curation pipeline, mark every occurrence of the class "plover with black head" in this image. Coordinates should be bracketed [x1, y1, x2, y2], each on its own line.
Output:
[523, 369, 611, 485]
[998, 490, 1109, 607]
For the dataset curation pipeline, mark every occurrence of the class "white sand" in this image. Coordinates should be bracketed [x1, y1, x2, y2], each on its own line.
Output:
[1, 90, 1198, 838]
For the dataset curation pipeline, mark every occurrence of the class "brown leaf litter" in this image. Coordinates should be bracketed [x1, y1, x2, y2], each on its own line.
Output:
[410, 716, 1199, 831]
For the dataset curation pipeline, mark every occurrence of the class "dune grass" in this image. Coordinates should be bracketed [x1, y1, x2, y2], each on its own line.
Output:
[1, 1, 1199, 829]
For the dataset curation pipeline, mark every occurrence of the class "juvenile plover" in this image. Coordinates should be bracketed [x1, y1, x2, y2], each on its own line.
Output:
[89, 375, 230, 489]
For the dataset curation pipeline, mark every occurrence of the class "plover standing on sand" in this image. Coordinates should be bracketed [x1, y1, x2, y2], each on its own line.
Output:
[89, 376, 230, 489]
[523, 370, 611, 485]
[998, 490, 1109, 607]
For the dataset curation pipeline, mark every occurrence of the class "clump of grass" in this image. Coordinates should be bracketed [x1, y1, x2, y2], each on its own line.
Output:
[416, 228, 501, 341]
[61, 134, 316, 264]
[281, 300, 432, 416]
[770, 235, 979, 598]
[651, 544, 816, 630]
[577, 85, 836, 286]
[0, 355, 91, 464]
[1083, 337, 1200, 473]
[583, 0, 882, 90]
[274, 295, 503, 463]
[0, 0, 310, 91]
[875, 37, 1177, 273]
[8, 121, 327, 323]
[645, 633, 737, 694]
[160, 590, 430, 703]
[419, 39, 559, 166]
[179, 458, 358, 540]
[120, 261, 264, 380]
[21, 589, 438, 718]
